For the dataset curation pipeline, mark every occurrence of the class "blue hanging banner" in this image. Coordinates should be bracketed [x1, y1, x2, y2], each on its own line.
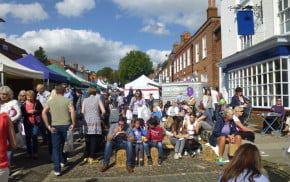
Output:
[237, 10, 255, 35]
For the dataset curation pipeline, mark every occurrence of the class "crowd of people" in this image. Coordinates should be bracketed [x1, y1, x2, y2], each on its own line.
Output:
[0, 84, 277, 182]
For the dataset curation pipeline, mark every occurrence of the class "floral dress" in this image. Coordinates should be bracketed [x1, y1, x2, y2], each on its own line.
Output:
[83, 95, 102, 135]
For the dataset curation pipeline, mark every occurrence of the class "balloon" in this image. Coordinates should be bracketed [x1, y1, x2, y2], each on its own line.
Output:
[220, 99, 226, 105]
[187, 87, 193, 96]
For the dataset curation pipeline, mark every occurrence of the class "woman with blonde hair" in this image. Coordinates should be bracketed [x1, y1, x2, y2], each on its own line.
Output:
[210, 108, 242, 165]
[233, 106, 255, 142]
[22, 90, 43, 159]
[219, 143, 269, 182]
[0, 86, 21, 165]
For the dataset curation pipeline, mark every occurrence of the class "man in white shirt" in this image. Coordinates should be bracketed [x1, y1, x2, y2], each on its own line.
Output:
[36, 84, 50, 144]
[36, 84, 50, 107]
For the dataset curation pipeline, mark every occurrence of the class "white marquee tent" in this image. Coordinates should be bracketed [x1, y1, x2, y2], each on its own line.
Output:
[124, 75, 160, 99]
[0, 53, 44, 85]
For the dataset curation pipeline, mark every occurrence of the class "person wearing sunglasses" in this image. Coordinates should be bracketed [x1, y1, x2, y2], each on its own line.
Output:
[233, 106, 255, 142]
[130, 89, 146, 119]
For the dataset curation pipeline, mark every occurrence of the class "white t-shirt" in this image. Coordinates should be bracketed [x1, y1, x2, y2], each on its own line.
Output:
[219, 169, 269, 182]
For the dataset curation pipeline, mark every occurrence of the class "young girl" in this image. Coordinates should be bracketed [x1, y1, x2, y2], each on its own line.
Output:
[132, 119, 147, 167]
[151, 106, 162, 120]
[170, 116, 189, 159]
[124, 105, 133, 125]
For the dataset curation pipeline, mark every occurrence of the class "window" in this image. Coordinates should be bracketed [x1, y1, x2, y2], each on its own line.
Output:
[240, 35, 252, 50]
[202, 36, 207, 59]
[179, 56, 183, 71]
[279, 0, 290, 33]
[228, 57, 290, 108]
[201, 72, 208, 82]
[187, 48, 191, 66]
[174, 61, 176, 74]
[169, 65, 172, 77]
[195, 43, 199, 63]
[183, 52, 186, 69]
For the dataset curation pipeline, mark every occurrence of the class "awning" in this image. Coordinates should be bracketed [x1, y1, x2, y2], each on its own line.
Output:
[66, 69, 90, 87]
[47, 64, 82, 86]
[15, 54, 67, 83]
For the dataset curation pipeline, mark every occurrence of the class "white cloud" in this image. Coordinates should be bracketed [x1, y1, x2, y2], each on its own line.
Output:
[3, 29, 137, 70]
[146, 49, 171, 68]
[141, 21, 170, 35]
[112, 0, 212, 32]
[56, 0, 96, 17]
[0, 3, 48, 23]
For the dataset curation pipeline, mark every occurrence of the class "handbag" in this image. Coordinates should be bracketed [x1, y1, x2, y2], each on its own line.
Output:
[34, 115, 42, 124]
[33, 103, 42, 124]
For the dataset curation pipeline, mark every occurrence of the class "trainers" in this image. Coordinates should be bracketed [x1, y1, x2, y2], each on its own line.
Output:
[191, 152, 196, 158]
[158, 158, 162, 166]
[217, 158, 224, 165]
[147, 157, 153, 166]
[60, 163, 65, 168]
[54, 171, 61, 176]
[178, 153, 182, 159]
[184, 151, 188, 156]
[174, 153, 179, 160]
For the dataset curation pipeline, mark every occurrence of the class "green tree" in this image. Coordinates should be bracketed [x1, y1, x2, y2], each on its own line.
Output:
[96, 67, 113, 80]
[119, 50, 153, 84]
[34, 47, 50, 65]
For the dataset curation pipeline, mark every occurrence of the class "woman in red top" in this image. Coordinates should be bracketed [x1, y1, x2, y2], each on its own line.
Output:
[0, 113, 16, 182]
[21, 90, 43, 159]
[144, 116, 164, 166]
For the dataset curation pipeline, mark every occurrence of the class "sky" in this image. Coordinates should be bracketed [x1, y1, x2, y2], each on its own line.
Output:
[0, 0, 218, 71]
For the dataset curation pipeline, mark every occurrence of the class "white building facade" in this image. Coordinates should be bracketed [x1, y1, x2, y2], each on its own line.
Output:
[219, 0, 290, 109]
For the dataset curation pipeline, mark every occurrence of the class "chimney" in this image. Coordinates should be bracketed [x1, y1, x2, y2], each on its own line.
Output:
[60, 56, 66, 65]
[173, 42, 180, 53]
[207, 0, 217, 19]
[180, 32, 191, 43]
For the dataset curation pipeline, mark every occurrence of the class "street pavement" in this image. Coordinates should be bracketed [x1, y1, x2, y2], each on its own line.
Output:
[9, 113, 290, 182]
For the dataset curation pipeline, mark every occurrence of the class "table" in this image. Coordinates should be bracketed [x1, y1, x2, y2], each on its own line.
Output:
[257, 113, 282, 134]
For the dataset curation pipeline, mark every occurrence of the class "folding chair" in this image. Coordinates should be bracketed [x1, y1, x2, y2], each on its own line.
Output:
[243, 104, 252, 126]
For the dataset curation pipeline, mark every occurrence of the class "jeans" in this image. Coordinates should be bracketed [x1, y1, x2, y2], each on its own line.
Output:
[143, 141, 163, 158]
[51, 125, 69, 172]
[206, 108, 214, 118]
[170, 137, 186, 154]
[103, 140, 133, 165]
[134, 143, 144, 160]
[7, 151, 13, 165]
[24, 122, 39, 155]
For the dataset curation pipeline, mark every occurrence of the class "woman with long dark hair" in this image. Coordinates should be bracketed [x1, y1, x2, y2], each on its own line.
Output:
[130, 89, 146, 119]
[219, 143, 269, 182]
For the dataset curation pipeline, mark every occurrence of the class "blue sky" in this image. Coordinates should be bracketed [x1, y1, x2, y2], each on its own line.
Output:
[0, 0, 215, 71]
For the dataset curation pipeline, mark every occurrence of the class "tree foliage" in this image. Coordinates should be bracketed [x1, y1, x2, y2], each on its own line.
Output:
[34, 46, 49, 65]
[96, 67, 113, 80]
[119, 50, 153, 84]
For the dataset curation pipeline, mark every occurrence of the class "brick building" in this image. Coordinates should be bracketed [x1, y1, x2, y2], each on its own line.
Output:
[0, 38, 27, 60]
[155, 0, 221, 88]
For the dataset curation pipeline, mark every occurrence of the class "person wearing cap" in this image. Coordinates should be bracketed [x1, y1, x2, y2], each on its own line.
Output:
[100, 116, 134, 173]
